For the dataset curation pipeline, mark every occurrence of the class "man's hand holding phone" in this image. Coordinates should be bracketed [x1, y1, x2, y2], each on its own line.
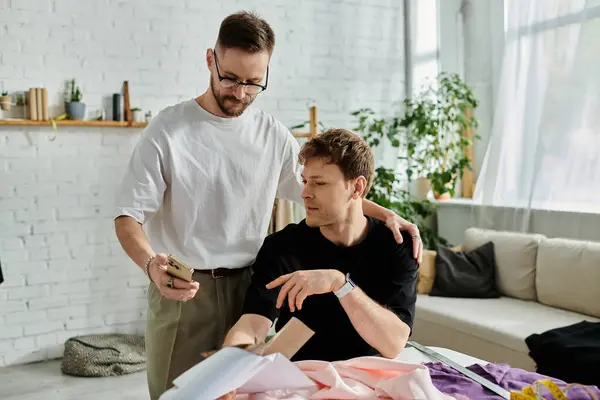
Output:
[147, 253, 199, 302]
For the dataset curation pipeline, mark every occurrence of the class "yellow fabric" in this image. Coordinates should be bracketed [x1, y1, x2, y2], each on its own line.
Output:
[510, 378, 598, 400]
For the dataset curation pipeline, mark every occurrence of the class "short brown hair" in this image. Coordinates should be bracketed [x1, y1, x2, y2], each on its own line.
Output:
[217, 11, 275, 54]
[298, 129, 375, 197]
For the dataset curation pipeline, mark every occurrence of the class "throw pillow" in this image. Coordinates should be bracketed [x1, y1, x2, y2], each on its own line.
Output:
[417, 250, 437, 294]
[430, 241, 500, 298]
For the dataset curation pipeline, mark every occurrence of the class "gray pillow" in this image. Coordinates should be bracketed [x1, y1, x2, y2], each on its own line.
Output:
[430, 241, 500, 298]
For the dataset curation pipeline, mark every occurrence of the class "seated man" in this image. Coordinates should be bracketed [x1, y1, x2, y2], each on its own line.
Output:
[222, 128, 419, 361]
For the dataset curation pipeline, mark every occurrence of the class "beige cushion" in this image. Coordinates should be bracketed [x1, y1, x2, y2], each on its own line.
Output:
[415, 294, 599, 355]
[417, 250, 437, 294]
[464, 228, 544, 300]
[536, 238, 600, 318]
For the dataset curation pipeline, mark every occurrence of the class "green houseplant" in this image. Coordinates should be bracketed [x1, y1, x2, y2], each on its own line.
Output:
[131, 107, 144, 123]
[350, 108, 449, 250]
[400, 72, 480, 199]
[65, 78, 85, 120]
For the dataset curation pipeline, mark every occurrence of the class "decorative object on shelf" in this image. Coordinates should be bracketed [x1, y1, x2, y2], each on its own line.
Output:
[28, 88, 37, 120]
[66, 78, 85, 120]
[13, 92, 27, 119]
[0, 81, 10, 111]
[0, 91, 11, 111]
[94, 109, 106, 121]
[123, 80, 132, 122]
[400, 72, 480, 200]
[145, 110, 152, 122]
[26, 87, 49, 120]
[112, 93, 121, 121]
[131, 107, 143, 122]
[15, 92, 25, 106]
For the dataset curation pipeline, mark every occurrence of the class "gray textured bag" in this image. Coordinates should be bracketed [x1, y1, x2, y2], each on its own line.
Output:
[61, 333, 146, 377]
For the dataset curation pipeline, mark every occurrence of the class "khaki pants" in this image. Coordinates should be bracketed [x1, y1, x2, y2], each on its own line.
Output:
[145, 268, 252, 400]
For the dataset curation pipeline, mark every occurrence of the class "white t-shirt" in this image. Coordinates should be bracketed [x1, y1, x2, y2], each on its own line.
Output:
[115, 99, 303, 269]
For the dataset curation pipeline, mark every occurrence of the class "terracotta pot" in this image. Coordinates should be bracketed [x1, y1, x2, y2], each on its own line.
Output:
[434, 192, 451, 201]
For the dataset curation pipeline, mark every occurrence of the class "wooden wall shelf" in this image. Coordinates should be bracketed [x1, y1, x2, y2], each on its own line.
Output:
[0, 119, 148, 128]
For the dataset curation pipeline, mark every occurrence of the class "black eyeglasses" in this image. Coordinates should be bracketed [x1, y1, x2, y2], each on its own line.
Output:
[213, 49, 268, 95]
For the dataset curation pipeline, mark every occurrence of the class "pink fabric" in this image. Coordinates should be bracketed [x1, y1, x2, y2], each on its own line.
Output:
[236, 356, 466, 399]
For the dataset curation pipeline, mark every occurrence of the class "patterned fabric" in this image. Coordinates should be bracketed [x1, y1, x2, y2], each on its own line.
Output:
[60, 333, 146, 377]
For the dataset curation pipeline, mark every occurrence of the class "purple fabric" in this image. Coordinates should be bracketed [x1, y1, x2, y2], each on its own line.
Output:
[424, 362, 600, 400]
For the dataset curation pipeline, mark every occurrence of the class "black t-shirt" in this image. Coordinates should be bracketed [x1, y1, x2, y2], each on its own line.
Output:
[241, 216, 418, 362]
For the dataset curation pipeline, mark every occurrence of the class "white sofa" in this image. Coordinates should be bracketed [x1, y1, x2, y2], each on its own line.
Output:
[411, 227, 600, 371]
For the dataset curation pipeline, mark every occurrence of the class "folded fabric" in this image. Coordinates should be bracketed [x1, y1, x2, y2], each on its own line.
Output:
[425, 361, 600, 400]
[526, 320, 600, 386]
[236, 356, 467, 399]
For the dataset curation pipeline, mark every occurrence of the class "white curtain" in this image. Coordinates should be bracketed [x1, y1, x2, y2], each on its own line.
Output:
[473, 0, 600, 231]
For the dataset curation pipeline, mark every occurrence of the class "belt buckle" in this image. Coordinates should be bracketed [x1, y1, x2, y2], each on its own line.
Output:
[211, 269, 223, 279]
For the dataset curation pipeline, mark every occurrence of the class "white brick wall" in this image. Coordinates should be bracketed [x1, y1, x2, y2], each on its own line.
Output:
[0, 0, 405, 366]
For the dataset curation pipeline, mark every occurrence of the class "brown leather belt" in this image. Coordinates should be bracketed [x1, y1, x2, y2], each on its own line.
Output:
[194, 267, 248, 279]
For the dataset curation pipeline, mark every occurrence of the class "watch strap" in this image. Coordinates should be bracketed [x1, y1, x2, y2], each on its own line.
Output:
[334, 273, 356, 299]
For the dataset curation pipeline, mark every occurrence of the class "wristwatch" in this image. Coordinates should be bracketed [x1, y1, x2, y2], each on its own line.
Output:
[334, 273, 356, 299]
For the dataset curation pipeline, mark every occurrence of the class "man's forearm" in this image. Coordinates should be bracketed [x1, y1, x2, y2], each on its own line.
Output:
[222, 314, 271, 348]
[362, 199, 394, 221]
[339, 288, 410, 358]
[114, 215, 155, 271]
[222, 325, 259, 348]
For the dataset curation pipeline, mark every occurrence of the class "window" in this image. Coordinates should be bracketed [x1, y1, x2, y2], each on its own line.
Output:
[474, 1, 600, 214]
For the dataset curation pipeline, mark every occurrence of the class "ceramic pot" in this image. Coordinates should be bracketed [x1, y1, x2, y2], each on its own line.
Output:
[66, 101, 86, 120]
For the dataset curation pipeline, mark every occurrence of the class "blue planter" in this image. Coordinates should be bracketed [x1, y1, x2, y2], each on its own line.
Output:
[66, 102, 86, 120]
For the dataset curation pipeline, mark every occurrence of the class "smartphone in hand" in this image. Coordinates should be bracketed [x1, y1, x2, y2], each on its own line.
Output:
[167, 254, 194, 282]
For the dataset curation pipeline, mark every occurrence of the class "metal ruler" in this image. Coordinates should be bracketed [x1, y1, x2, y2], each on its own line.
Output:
[407, 341, 511, 399]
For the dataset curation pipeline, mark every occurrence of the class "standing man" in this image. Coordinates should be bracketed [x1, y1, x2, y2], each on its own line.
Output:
[114, 11, 423, 400]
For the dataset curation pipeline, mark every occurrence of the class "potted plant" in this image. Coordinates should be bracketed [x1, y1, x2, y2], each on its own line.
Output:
[0, 90, 11, 111]
[16, 93, 25, 106]
[400, 72, 480, 200]
[350, 108, 450, 250]
[65, 79, 85, 120]
[131, 107, 143, 122]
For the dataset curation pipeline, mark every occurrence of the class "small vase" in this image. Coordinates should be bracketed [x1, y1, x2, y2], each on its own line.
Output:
[66, 101, 86, 120]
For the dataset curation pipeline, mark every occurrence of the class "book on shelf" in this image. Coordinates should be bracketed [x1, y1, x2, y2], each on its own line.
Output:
[27, 87, 48, 121]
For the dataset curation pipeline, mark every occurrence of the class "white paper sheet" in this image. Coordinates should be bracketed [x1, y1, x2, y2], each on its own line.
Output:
[238, 353, 315, 394]
[160, 347, 315, 400]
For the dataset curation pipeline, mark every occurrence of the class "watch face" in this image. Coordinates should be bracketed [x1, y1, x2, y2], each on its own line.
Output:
[346, 273, 356, 287]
